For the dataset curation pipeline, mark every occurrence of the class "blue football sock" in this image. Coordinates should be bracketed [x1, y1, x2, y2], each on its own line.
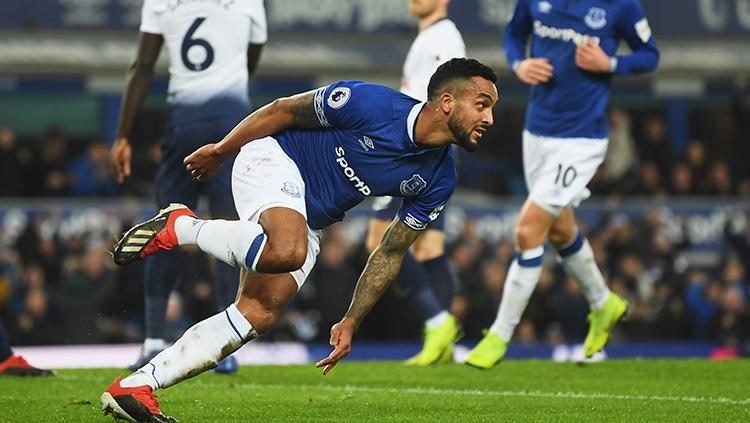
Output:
[0, 322, 13, 361]
[395, 252, 443, 321]
[143, 250, 181, 340]
[422, 255, 456, 311]
[213, 260, 240, 310]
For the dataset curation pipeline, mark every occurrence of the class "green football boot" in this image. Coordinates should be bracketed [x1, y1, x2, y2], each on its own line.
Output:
[464, 330, 507, 369]
[405, 314, 461, 366]
[583, 293, 629, 358]
[437, 343, 455, 364]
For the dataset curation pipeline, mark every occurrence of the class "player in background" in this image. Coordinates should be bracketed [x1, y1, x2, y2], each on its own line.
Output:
[0, 322, 53, 376]
[366, 0, 466, 366]
[110, 0, 267, 374]
[465, 0, 659, 369]
[100, 59, 497, 422]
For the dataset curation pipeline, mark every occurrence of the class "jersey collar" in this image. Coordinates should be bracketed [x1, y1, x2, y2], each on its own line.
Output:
[423, 17, 449, 32]
[407, 101, 427, 148]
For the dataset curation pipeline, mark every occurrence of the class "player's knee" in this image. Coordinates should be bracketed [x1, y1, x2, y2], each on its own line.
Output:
[515, 222, 544, 251]
[258, 238, 307, 273]
[548, 224, 575, 248]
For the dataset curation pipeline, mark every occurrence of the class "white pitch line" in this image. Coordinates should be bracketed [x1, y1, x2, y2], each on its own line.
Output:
[57, 375, 750, 406]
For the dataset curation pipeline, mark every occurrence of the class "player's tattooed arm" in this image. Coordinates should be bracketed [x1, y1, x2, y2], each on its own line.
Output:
[288, 91, 322, 128]
[345, 218, 421, 326]
[315, 218, 421, 374]
[214, 90, 320, 154]
[184, 89, 321, 181]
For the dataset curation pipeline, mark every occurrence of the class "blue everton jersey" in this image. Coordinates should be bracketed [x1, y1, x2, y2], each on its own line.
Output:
[504, 0, 659, 139]
[275, 81, 457, 231]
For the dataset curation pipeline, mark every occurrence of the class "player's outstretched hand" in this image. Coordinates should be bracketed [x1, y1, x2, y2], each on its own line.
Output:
[315, 317, 356, 375]
[111, 136, 132, 183]
[515, 58, 554, 85]
[184, 143, 224, 182]
[576, 39, 610, 73]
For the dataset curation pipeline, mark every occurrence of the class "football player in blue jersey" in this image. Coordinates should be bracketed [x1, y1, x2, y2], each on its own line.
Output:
[101, 58, 497, 422]
[465, 0, 659, 369]
[110, 0, 267, 374]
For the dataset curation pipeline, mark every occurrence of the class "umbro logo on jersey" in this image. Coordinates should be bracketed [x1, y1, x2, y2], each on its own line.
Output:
[538, 1, 552, 13]
[584, 7, 607, 30]
[327, 87, 351, 109]
[335, 146, 371, 196]
[358, 136, 374, 151]
[404, 213, 427, 230]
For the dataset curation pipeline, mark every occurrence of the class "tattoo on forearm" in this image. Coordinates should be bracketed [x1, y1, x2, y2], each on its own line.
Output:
[290, 91, 321, 128]
[345, 220, 420, 325]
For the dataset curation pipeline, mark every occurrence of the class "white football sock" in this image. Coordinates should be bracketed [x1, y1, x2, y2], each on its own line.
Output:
[121, 304, 257, 390]
[425, 310, 449, 329]
[489, 247, 544, 342]
[175, 216, 267, 271]
[557, 233, 610, 310]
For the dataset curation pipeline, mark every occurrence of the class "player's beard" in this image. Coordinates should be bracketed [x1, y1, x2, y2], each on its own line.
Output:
[448, 113, 477, 152]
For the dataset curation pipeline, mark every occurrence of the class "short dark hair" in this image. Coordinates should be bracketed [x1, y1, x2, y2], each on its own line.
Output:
[427, 58, 497, 102]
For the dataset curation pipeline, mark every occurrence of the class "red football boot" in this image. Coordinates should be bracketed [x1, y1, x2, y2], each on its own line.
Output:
[113, 203, 196, 266]
[101, 377, 178, 423]
[0, 354, 53, 377]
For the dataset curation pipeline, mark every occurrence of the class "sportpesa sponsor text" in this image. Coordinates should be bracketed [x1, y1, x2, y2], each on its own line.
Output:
[533, 20, 600, 45]
[335, 146, 371, 195]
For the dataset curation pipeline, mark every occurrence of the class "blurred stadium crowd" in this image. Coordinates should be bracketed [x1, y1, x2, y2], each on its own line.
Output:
[1, 96, 749, 357]
[2, 83, 750, 198]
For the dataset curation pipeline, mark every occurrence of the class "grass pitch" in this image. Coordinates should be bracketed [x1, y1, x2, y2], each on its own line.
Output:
[0, 359, 748, 422]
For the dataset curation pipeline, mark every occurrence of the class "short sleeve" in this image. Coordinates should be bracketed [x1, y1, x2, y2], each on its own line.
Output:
[397, 156, 457, 231]
[139, 0, 162, 34]
[312, 81, 393, 131]
[247, 0, 268, 44]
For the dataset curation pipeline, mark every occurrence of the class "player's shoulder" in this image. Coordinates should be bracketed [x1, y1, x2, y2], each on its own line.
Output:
[600, 0, 643, 10]
[327, 80, 407, 110]
[144, 0, 264, 15]
[322, 80, 412, 126]
[229, 0, 266, 16]
[142, 0, 167, 14]
[426, 19, 463, 39]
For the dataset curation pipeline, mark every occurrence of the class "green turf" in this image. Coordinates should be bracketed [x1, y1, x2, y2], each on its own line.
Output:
[0, 359, 748, 422]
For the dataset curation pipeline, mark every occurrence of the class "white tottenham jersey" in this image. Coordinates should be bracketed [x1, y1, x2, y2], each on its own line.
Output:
[400, 19, 466, 101]
[140, 0, 267, 114]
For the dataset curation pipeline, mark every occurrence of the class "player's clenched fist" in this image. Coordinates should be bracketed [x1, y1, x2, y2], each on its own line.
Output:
[184, 143, 225, 181]
[576, 40, 611, 73]
[514, 57, 554, 85]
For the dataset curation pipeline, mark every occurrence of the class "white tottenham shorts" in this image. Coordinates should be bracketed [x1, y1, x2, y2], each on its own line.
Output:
[231, 136, 321, 288]
[523, 130, 608, 216]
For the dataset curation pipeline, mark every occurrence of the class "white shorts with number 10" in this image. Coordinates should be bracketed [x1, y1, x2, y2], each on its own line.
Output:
[523, 130, 608, 216]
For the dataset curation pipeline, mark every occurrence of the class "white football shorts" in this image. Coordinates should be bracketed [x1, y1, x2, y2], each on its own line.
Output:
[523, 130, 608, 216]
[231, 136, 321, 288]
